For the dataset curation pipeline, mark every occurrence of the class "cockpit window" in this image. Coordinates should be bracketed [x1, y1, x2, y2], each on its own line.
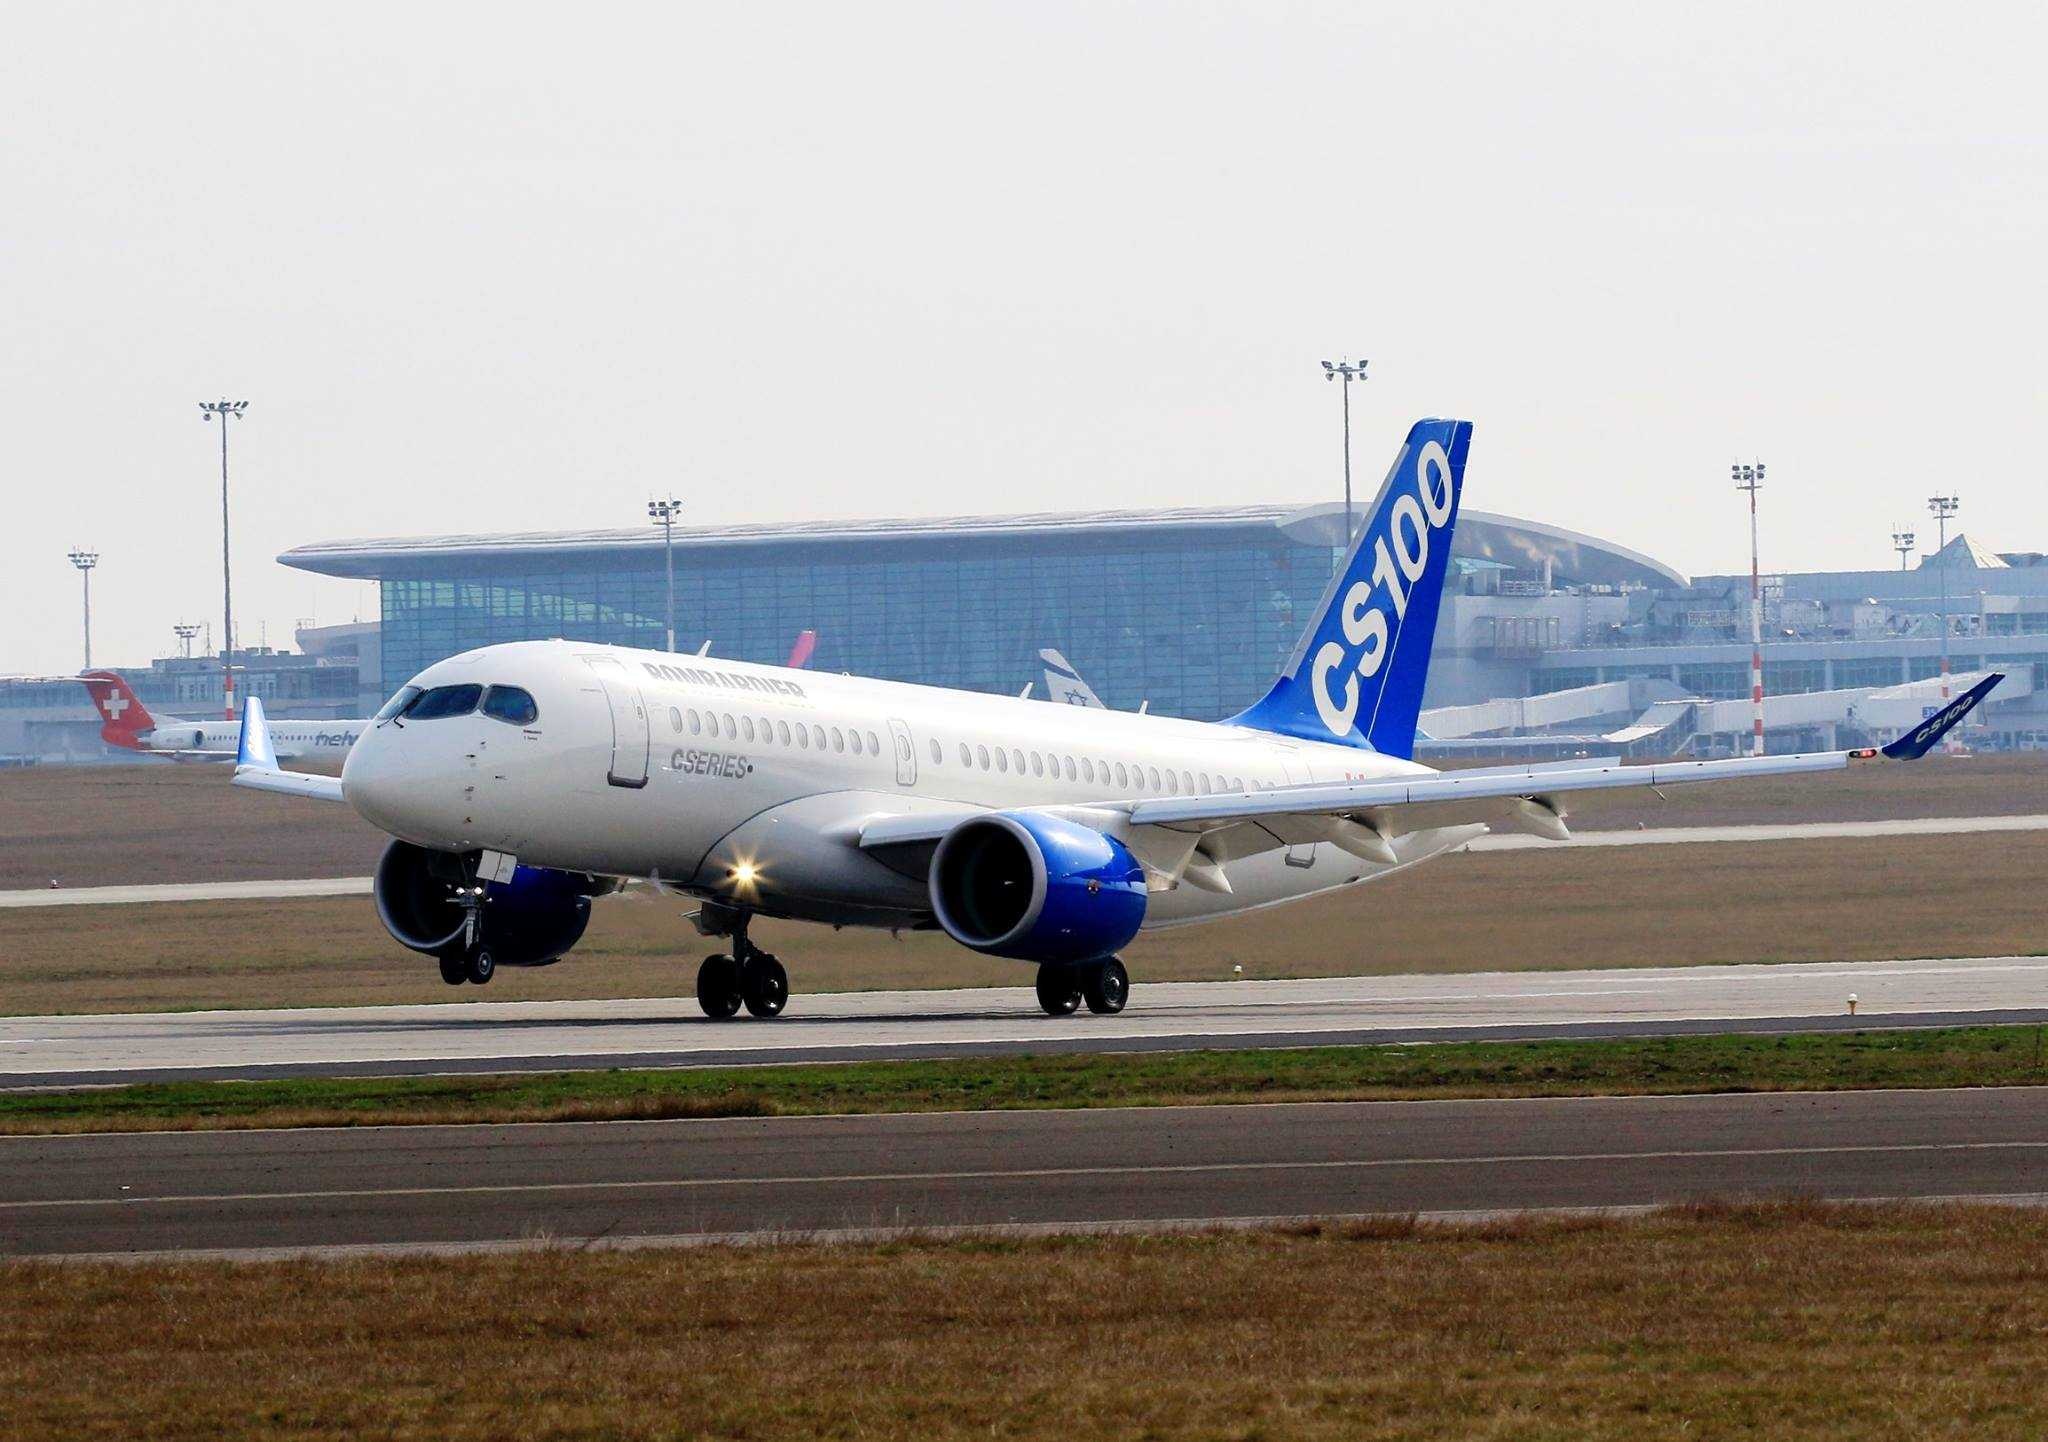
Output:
[407, 683, 484, 720]
[481, 685, 539, 726]
[375, 685, 424, 722]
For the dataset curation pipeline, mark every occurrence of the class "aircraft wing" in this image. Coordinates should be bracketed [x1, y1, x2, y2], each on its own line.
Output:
[229, 696, 347, 803]
[860, 674, 2001, 881]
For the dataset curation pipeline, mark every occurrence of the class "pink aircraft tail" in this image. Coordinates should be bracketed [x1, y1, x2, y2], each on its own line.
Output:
[786, 630, 817, 669]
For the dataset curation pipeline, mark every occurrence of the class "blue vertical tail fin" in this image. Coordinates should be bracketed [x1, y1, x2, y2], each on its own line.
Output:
[1227, 418, 1472, 757]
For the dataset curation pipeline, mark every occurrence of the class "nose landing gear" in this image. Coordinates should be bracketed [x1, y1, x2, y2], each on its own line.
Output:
[693, 907, 789, 1019]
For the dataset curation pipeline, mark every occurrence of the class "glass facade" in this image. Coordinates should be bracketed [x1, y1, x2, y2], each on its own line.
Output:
[376, 526, 1339, 721]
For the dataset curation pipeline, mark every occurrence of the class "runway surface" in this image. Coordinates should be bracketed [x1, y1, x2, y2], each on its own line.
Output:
[6, 812, 2043, 910]
[5, 955, 2047, 1088]
[6, 1088, 2044, 1260]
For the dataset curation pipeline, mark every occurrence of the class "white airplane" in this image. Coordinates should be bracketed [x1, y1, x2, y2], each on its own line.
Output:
[80, 671, 369, 761]
[232, 419, 2001, 1019]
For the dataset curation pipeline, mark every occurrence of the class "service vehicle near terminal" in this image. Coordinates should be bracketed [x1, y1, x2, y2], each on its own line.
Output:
[232, 420, 2001, 1017]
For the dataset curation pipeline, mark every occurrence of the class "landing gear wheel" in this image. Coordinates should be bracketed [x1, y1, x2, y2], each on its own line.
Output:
[438, 952, 468, 987]
[696, 954, 743, 1019]
[466, 949, 496, 985]
[1035, 964, 1083, 1017]
[1083, 958, 1128, 1015]
[742, 954, 789, 1018]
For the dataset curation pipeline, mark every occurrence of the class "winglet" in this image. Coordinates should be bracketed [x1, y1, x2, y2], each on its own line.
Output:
[237, 695, 278, 770]
[231, 695, 347, 802]
[1880, 673, 2003, 760]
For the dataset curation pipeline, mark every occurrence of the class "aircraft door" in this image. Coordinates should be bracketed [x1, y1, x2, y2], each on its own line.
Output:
[581, 656, 650, 789]
[887, 718, 917, 787]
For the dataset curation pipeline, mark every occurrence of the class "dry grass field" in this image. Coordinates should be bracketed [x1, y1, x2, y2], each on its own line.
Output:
[0, 762, 379, 890]
[3, 1203, 2046, 1440]
[4, 752, 2045, 890]
[1, 830, 2039, 1015]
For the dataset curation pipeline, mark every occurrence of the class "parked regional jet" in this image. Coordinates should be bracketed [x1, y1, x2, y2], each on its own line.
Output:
[81, 671, 368, 761]
[232, 420, 2000, 1020]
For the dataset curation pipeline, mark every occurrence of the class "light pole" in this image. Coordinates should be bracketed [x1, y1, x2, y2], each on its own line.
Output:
[647, 496, 682, 653]
[1732, 462, 1767, 757]
[67, 549, 99, 670]
[173, 622, 201, 659]
[1891, 526, 1916, 571]
[200, 399, 249, 718]
[1928, 493, 1961, 705]
[1322, 358, 1367, 543]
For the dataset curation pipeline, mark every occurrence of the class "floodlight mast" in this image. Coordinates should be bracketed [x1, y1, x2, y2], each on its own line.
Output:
[1322, 358, 1367, 542]
[67, 549, 99, 670]
[173, 622, 202, 659]
[648, 497, 682, 653]
[1732, 461, 1767, 757]
[1927, 493, 1961, 709]
[1891, 526, 1916, 571]
[200, 399, 249, 719]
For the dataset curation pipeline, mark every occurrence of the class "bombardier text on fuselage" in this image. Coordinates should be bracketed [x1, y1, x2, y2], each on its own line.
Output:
[231, 419, 2001, 1018]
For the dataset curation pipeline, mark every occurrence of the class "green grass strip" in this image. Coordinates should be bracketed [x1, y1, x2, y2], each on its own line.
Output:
[6, 1023, 2048, 1134]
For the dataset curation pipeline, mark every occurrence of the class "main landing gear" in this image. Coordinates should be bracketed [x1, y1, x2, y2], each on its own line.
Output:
[1035, 958, 1128, 1017]
[696, 915, 789, 1020]
[438, 947, 496, 986]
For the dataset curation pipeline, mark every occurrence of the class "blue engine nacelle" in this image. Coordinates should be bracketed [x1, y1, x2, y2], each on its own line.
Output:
[373, 840, 601, 967]
[928, 812, 1147, 965]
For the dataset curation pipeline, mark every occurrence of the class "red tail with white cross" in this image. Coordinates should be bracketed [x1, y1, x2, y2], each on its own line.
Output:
[79, 671, 156, 749]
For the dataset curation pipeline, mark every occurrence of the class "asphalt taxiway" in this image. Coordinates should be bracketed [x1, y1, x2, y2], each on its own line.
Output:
[6, 1088, 2043, 1260]
[4, 955, 2046, 1088]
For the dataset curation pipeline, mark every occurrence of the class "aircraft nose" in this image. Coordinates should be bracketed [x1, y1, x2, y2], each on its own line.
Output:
[341, 727, 410, 835]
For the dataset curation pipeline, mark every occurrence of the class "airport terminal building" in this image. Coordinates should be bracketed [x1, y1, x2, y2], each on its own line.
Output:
[12, 502, 2045, 763]
[278, 505, 1682, 723]
[277, 506, 2048, 751]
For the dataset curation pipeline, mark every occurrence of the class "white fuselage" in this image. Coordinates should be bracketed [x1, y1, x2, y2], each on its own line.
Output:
[145, 718, 367, 760]
[342, 639, 1464, 938]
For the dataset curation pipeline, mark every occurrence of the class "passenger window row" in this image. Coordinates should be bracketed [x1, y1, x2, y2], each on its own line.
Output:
[942, 739, 1242, 796]
[670, 706, 880, 758]
[659, 704, 1250, 796]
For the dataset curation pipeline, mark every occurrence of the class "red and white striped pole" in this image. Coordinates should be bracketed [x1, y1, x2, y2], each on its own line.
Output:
[1735, 462, 1766, 757]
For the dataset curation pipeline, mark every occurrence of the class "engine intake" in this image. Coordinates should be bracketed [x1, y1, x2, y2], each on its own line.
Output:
[929, 813, 1146, 964]
[372, 840, 602, 967]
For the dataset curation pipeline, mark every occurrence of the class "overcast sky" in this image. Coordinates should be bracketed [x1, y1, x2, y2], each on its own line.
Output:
[4, 2, 2044, 676]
